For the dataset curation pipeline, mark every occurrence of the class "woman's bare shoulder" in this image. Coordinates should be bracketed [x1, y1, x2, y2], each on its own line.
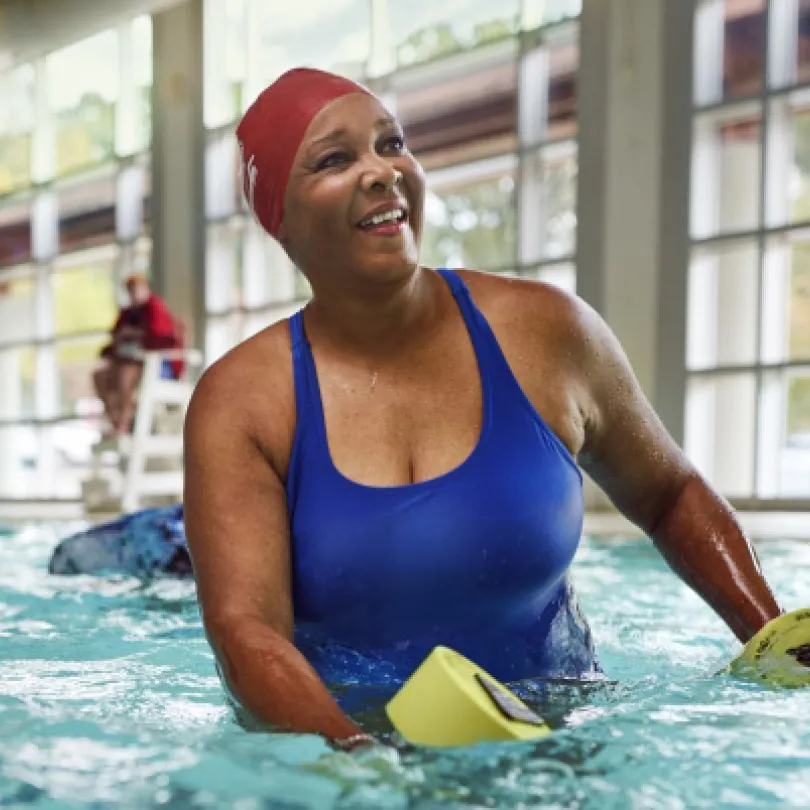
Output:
[454, 268, 587, 336]
[186, 318, 297, 474]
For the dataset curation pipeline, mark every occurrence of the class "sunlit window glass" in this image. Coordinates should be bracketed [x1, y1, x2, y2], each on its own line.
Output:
[47, 30, 120, 177]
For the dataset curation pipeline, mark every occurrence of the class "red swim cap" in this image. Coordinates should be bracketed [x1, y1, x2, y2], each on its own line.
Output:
[236, 68, 371, 238]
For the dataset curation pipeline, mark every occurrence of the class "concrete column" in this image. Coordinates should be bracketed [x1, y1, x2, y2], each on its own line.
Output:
[576, 0, 694, 508]
[578, 0, 694, 416]
[150, 0, 206, 349]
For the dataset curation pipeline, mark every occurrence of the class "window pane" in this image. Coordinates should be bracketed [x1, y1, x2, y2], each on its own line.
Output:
[0, 64, 35, 194]
[119, 238, 153, 288]
[688, 240, 759, 369]
[390, 0, 520, 68]
[0, 345, 36, 419]
[694, 0, 766, 106]
[722, 0, 765, 98]
[0, 198, 32, 267]
[32, 193, 58, 261]
[56, 335, 108, 419]
[685, 373, 756, 497]
[799, 0, 810, 85]
[118, 15, 153, 156]
[519, 23, 579, 146]
[206, 222, 242, 315]
[691, 105, 762, 238]
[501, 262, 576, 293]
[0, 424, 37, 499]
[769, 0, 810, 89]
[758, 370, 810, 498]
[52, 250, 117, 336]
[0, 271, 36, 344]
[47, 30, 119, 177]
[537, 262, 576, 295]
[39, 421, 101, 499]
[522, 0, 581, 29]
[422, 160, 517, 270]
[519, 142, 577, 263]
[246, 0, 370, 97]
[789, 101, 810, 226]
[143, 164, 153, 234]
[206, 313, 242, 365]
[786, 374, 810, 492]
[764, 94, 810, 228]
[547, 25, 579, 142]
[242, 220, 309, 308]
[204, 0, 247, 127]
[205, 133, 240, 221]
[116, 164, 146, 242]
[58, 170, 117, 253]
[762, 233, 810, 363]
[396, 49, 518, 166]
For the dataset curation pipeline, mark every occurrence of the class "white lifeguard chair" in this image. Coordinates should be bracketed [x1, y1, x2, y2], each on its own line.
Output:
[82, 348, 203, 517]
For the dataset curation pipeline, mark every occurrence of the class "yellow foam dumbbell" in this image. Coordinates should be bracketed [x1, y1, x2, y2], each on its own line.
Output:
[386, 646, 552, 747]
[728, 608, 810, 688]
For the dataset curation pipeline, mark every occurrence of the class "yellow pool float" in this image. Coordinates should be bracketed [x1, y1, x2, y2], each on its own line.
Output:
[386, 646, 552, 747]
[727, 608, 810, 688]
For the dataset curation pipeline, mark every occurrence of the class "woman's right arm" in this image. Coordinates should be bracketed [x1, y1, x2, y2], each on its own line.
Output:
[183, 363, 367, 743]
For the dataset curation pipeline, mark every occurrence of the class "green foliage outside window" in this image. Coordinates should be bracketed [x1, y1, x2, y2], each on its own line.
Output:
[54, 265, 117, 337]
[0, 134, 32, 196]
[55, 93, 116, 178]
[420, 176, 517, 270]
[788, 377, 810, 438]
[397, 16, 518, 67]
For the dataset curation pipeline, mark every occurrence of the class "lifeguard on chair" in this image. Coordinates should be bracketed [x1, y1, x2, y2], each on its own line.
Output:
[93, 273, 185, 436]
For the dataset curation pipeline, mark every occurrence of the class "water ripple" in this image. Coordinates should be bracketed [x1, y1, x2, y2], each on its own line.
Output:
[1, 526, 810, 808]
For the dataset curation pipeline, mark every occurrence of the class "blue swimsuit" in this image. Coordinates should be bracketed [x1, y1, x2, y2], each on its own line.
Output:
[287, 269, 599, 686]
[50, 269, 598, 689]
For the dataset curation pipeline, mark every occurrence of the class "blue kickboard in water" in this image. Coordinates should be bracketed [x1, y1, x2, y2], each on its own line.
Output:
[48, 504, 190, 577]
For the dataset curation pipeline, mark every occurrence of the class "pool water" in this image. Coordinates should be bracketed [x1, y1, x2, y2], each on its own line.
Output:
[2, 524, 810, 809]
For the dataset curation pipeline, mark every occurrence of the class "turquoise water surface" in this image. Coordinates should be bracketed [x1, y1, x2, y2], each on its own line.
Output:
[1, 523, 810, 809]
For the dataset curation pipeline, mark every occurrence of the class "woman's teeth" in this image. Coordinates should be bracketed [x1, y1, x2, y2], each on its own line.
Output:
[360, 210, 404, 227]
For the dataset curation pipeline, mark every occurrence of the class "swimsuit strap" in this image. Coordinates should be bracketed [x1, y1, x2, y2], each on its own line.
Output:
[289, 309, 319, 431]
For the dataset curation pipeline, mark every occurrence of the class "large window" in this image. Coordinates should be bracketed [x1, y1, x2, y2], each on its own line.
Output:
[0, 66, 35, 195]
[688, 0, 810, 500]
[0, 18, 153, 501]
[47, 31, 120, 177]
[202, 0, 581, 363]
[422, 157, 518, 270]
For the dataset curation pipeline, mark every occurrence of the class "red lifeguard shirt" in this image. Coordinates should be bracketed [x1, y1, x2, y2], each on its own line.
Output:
[109, 293, 185, 377]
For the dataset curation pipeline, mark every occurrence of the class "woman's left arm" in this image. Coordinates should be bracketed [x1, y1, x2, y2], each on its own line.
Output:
[568, 296, 782, 643]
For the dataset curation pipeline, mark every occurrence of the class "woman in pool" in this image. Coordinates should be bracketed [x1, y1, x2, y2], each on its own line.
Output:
[183, 68, 782, 746]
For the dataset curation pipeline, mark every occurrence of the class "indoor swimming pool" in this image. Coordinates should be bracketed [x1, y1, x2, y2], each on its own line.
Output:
[1, 522, 809, 809]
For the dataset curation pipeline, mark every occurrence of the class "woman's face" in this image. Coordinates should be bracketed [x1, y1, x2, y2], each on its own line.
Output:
[278, 93, 425, 290]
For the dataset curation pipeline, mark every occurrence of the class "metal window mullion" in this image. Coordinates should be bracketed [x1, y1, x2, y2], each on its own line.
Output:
[116, 19, 138, 157]
[688, 359, 810, 375]
[692, 220, 810, 246]
[695, 91, 766, 115]
[693, 0, 724, 107]
[753, 0, 773, 497]
[368, 0, 396, 79]
[31, 59, 54, 185]
[769, 0, 799, 90]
